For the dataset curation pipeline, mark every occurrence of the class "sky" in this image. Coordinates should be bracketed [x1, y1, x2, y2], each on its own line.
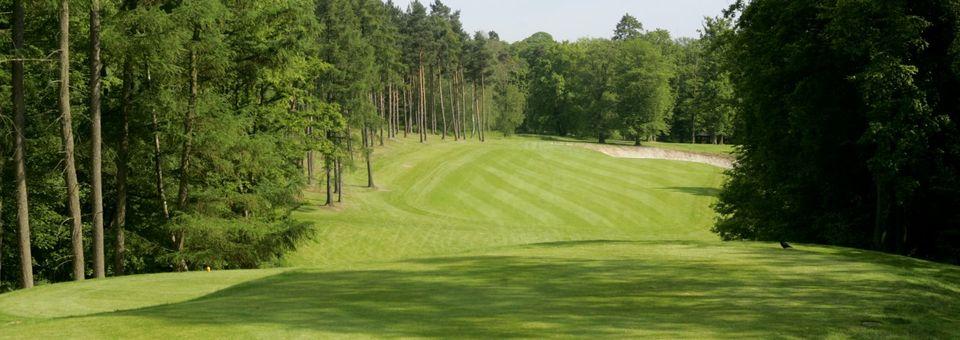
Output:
[391, 0, 737, 42]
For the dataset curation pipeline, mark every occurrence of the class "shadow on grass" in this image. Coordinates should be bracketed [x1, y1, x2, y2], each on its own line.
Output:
[662, 187, 722, 197]
[103, 242, 960, 338]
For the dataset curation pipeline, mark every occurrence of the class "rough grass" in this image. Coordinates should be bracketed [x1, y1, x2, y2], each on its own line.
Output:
[1, 136, 957, 339]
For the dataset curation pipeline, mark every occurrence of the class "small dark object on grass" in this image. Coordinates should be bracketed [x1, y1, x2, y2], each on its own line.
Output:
[780, 241, 793, 249]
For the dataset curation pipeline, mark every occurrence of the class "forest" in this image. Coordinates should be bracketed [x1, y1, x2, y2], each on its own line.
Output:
[0, 0, 958, 297]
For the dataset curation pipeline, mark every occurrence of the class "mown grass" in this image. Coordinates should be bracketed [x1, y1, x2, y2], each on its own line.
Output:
[1, 136, 957, 339]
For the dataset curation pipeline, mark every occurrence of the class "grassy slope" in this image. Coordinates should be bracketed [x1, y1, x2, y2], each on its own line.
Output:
[1, 137, 958, 338]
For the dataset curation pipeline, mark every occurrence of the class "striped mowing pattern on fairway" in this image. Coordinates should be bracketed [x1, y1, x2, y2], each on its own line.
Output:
[285, 138, 726, 266]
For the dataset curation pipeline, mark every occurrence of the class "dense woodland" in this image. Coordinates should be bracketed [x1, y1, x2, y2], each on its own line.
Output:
[715, 0, 960, 263]
[0, 0, 958, 291]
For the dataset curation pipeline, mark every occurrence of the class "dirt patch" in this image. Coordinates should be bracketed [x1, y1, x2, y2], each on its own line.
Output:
[562, 142, 735, 169]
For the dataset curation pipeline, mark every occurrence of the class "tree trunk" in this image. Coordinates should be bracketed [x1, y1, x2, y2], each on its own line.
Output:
[115, 61, 135, 276]
[480, 75, 486, 142]
[12, 0, 33, 289]
[430, 69, 436, 135]
[363, 128, 377, 188]
[873, 177, 889, 250]
[378, 88, 385, 146]
[472, 83, 478, 139]
[324, 157, 333, 206]
[59, 0, 85, 282]
[175, 28, 200, 272]
[307, 149, 315, 187]
[691, 112, 696, 144]
[89, 0, 105, 279]
[459, 69, 467, 140]
[336, 159, 343, 203]
[148, 67, 170, 221]
[364, 125, 375, 188]
[403, 87, 409, 138]
[450, 72, 459, 141]
[419, 61, 427, 143]
[440, 73, 447, 140]
[1, 137, 5, 284]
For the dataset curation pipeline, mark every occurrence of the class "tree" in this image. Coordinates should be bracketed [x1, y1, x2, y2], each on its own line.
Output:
[89, 0, 106, 279]
[11, 0, 33, 289]
[615, 37, 674, 145]
[59, 0, 85, 282]
[613, 14, 643, 41]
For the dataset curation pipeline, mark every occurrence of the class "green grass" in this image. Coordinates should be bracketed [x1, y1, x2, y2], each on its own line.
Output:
[1, 136, 958, 338]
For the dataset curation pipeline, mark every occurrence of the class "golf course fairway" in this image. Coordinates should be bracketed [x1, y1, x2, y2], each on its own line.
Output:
[1, 138, 958, 338]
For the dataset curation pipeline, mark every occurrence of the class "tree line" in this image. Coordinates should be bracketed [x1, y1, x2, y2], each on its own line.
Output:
[517, 14, 736, 145]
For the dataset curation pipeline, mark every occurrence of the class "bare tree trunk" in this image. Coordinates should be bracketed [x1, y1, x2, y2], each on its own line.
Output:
[12, 0, 33, 289]
[365, 125, 375, 188]
[430, 68, 436, 135]
[59, 0, 85, 282]
[89, 0, 105, 279]
[336, 159, 343, 203]
[307, 149, 314, 187]
[471, 83, 478, 139]
[480, 75, 486, 142]
[0, 136, 5, 283]
[378, 88, 385, 146]
[691, 112, 696, 144]
[418, 61, 426, 143]
[324, 157, 333, 206]
[175, 28, 200, 272]
[148, 66, 170, 220]
[440, 73, 447, 140]
[404, 86, 410, 138]
[114, 61, 135, 276]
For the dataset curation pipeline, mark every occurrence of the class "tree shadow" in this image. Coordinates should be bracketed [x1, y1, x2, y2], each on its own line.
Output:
[101, 245, 960, 338]
[662, 187, 722, 197]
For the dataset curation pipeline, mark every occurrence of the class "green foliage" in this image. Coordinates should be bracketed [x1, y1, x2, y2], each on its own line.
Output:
[0, 0, 341, 289]
[715, 0, 960, 263]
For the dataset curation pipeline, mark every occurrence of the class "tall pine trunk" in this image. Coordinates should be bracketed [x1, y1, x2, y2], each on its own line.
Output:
[471, 83, 478, 139]
[440, 73, 447, 139]
[146, 65, 168, 221]
[175, 28, 200, 272]
[418, 61, 426, 143]
[378, 88, 385, 146]
[59, 0, 85, 281]
[336, 159, 343, 203]
[1, 132, 5, 283]
[12, 0, 33, 289]
[324, 157, 332, 206]
[480, 75, 486, 142]
[89, 0, 105, 278]
[114, 61, 134, 276]
[365, 125, 375, 188]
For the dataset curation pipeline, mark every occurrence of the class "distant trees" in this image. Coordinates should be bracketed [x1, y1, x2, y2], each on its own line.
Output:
[515, 16, 675, 144]
[714, 0, 960, 263]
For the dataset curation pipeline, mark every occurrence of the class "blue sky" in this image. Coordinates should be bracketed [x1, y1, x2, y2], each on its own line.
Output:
[391, 0, 737, 42]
